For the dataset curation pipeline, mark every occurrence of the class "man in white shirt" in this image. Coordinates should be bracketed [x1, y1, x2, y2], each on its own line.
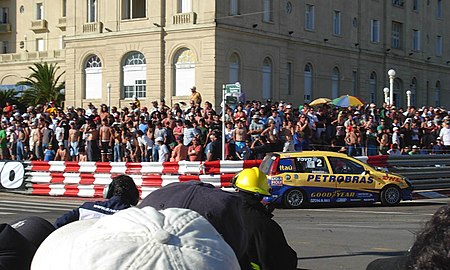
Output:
[439, 121, 450, 153]
[156, 137, 169, 162]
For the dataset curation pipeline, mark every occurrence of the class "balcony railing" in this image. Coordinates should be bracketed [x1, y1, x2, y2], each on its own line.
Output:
[172, 12, 197, 25]
[82, 22, 103, 33]
[30, 19, 48, 32]
[57, 17, 66, 30]
[0, 23, 11, 33]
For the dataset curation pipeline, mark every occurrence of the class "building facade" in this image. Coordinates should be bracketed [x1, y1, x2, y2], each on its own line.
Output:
[0, 0, 449, 109]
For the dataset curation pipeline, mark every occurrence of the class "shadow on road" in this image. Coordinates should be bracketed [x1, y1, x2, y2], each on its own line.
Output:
[297, 250, 406, 260]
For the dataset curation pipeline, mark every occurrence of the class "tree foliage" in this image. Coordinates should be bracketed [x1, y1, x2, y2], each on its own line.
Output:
[16, 62, 65, 107]
[0, 88, 20, 107]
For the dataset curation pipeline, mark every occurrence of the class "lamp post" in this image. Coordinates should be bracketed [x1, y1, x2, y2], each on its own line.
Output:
[383, 87, 389, 104]
[222, 84, 226, 161]
[388, 69, 396, 106]
[106, 82, 111, 112]
[406, 90, 412, 107]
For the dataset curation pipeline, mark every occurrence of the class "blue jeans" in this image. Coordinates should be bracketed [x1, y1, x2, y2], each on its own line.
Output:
[367, 144, 378, 156]
[16, 141, 24, 161]
[152, 144, 160, 162]
[347, 145, 357, 157]
[114, 143, 121, 162]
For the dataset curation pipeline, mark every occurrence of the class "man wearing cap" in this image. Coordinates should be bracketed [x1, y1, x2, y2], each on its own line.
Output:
[432, 137, 445, 154]
[155, 137, 169, 162]
[189, 86, 202, 105]
[249, 113, 264, 141]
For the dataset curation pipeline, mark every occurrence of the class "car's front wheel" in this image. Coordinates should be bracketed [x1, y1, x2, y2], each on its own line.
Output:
[380, 185, 401, 206]
[284, 189, 307, 209]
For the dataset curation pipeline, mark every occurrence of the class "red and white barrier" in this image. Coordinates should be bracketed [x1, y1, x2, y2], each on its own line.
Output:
[22, 160, 262, 198]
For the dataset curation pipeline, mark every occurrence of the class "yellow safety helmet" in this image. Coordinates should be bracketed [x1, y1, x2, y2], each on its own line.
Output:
[232, 167, 271, 196]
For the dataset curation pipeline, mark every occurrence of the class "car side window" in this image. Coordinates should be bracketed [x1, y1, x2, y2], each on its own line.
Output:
[296, 157, 328, 173]
[329, 157, 365, 174]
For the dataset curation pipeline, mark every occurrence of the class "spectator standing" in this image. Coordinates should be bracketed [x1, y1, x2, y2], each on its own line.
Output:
[170, 135, 188, 162]
[68, 121, 80, 161]
[86, 122, 100, 162]
[155, 137, 169, 162]
[439, 121, 450, 153]
[188, 137, 203, 161]
[0, 124, 7, 159]
[206, 131, 222, 161]
[248, 113, 264, 141]
[189, 86, 202, 105]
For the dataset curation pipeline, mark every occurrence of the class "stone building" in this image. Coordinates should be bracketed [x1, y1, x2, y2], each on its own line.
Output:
[0, 0, 449, 109]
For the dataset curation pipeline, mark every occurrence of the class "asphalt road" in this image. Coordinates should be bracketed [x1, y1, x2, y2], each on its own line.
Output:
[1, 192, 448, 270]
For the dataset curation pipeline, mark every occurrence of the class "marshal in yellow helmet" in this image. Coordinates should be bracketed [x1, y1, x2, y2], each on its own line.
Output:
[232, 167, 271, 196]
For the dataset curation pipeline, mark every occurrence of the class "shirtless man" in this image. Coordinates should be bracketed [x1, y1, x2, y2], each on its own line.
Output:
[86, 122, 100, 161]
[54, 142, 69, 161]
[233, 120, 248, 154]
[99, 104, 110, 121]
[68, 121, 81, 161]
[99, 118, 112, 162]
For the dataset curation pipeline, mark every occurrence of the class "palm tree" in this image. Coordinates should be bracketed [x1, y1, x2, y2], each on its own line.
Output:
[0, 88, 20, 107]
[16, 62, 65, 107]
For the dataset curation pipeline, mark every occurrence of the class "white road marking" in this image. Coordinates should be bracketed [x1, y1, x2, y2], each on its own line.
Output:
[0, 207, 48, 213]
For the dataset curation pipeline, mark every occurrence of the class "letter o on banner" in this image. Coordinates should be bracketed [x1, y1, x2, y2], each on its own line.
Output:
[0, 162, 25, 189]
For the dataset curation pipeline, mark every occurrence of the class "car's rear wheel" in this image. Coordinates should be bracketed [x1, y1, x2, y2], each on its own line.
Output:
[284, 189, 307, 208]
[380, 185, 401, 206]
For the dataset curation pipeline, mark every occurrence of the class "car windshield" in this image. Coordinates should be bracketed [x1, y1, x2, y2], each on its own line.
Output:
[260, 155, 276, 175]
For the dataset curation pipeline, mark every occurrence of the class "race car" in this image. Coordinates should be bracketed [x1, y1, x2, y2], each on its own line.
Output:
[260, 151, 413, 208]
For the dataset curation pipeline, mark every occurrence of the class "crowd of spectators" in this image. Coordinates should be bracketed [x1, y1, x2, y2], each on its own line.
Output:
[0, 87, 449, 162]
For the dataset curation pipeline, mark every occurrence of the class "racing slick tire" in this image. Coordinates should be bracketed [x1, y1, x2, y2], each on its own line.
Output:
[284, 188, 307, 209]
[380, 185, 401, 206]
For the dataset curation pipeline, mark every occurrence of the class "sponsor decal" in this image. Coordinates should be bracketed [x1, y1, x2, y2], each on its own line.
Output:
[336, 198, 348, 203]
[310, 198, 331, 203]
[271, 179, 283, 186]
[382, 175, 402, 182]
[0, 161, 25, 189]
[310, 191, 356, 198]
[306, 174, 374, 184]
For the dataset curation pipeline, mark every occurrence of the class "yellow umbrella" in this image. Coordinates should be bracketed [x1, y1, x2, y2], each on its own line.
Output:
[309, 97, 332, 106]
[331, 95, 364, 107]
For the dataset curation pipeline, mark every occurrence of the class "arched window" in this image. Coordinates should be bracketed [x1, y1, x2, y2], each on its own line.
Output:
[304, 64, 313, 102]
[331, 67, 340, 99]
[84, 55, 102, 99]
[174, 48, 196, 96]
[262, 57, 272, 100]
[369, 72, 377, 103]
[122, 52, 146, 99]
[411, 77, 417, 106]
[435, 81, 441, 107]
[229, 53, 240, 84]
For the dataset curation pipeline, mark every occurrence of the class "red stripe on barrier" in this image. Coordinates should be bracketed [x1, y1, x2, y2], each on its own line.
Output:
[221, 174, 233, 187]
[243, 160, 262, 168]
[141, 175, 163, 187]
[49, 173, 65, 184]
[125, 162, 142, 174]
[64, 162, 81, 172]
[204, 161, 221, 174]
[30, 161, 51, 172]
[63, 185, 80, 197]
[162, 162, 179, 174]
[366, 155, 389, 167]
[79, 174, 96, 185]
[31, 184, 51, 195]
[94, 185, 105, 198]
[178, 175, 200, 182]
[95, 162, 112, 173]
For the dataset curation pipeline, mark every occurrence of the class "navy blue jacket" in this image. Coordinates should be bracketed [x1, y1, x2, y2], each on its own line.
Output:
[54, 196, 131, 228]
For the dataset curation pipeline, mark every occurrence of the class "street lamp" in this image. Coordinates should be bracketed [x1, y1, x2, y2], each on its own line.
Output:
[388, 69, 396, 106]
[406, 90, 412, 107]
[106, 82, 111, 112]
[383, 87, 389, 104]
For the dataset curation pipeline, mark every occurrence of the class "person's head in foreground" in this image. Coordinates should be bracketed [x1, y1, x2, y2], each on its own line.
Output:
[32, 206, 239, 270]
[104, 174, 140, 206]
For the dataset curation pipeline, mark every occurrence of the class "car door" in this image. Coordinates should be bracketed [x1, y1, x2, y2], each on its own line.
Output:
[291, 156, 335, 203]
[327, 156, 377, 203]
